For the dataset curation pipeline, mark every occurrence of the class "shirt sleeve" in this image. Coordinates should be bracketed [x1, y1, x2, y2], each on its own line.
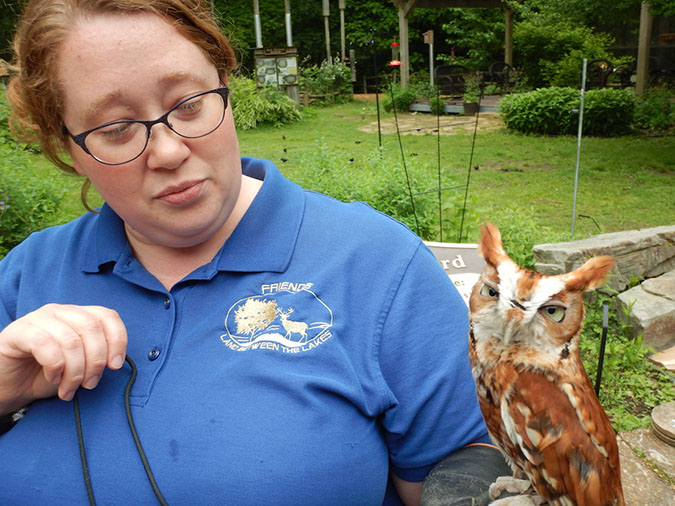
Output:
[375, 242, 490, 482]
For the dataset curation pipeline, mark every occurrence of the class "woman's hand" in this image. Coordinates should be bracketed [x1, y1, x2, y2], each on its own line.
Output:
[0, 304, 128, 415]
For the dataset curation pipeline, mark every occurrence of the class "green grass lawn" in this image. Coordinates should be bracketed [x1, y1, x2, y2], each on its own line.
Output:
[238, 100, 674, 243]
[3, 97, 674, 432]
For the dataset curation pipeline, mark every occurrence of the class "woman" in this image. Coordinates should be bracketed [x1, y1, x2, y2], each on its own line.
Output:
[0, 1, 492, 504]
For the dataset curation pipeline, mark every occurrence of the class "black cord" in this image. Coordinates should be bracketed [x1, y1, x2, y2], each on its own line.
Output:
[74, 355, 169, 506]
[388, 81, 421, 237]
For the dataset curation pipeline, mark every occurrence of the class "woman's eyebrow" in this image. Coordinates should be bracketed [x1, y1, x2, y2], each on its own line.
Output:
[83, 89, 125, 124]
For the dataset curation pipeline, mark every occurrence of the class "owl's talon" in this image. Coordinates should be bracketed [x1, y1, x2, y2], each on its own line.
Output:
[489, 476, 533, 499]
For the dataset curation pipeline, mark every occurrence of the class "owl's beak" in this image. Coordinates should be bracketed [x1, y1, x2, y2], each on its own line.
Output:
[502, 319, 518, 344]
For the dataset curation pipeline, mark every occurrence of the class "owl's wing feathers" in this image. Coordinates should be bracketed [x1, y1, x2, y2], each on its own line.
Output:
[501, 368, 624, 505]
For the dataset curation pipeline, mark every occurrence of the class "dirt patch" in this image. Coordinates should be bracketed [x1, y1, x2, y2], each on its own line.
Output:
[357, 112, 504, 136]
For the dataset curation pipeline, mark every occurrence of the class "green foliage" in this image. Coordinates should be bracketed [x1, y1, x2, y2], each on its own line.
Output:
[499, 87, 579, 135]
[0, 155, 64, 259]
[580, 293, 675, 432]
[462, 72, 482, 103]
[514, 19, 619, 88]
[229, 75, 302, 130]
[382, 84, 417, 113]
[500, 87, 636, 136]
[633, 86, 675, 133]
[299, 59, 353, 106]
[583, 88, 635, 136]
[429, 95, 445, 116]
[439, 8, 505, 70]
[289, 141, 440, 238]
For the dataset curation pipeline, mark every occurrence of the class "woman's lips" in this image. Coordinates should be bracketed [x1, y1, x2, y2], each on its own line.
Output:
[156, 180, 204, 206]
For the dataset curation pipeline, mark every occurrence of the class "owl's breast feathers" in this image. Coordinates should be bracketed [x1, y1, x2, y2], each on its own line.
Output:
[470, 346, 624, 506]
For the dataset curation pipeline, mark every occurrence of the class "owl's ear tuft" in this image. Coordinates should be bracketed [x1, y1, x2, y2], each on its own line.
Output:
[478, 222, 509, 267]
[565, 256, 614, 292]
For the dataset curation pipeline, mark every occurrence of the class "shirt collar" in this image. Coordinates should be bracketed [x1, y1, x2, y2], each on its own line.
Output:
[80, 157, 304, 274]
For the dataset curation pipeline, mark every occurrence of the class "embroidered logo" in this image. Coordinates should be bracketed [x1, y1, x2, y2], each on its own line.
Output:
[221, 283, 333, 353]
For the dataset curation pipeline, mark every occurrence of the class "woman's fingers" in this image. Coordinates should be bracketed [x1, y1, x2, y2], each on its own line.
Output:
[0, 304, 128, 406]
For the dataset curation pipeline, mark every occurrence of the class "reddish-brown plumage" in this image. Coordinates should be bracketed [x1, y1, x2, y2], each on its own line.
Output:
[468, 223, 623, 505]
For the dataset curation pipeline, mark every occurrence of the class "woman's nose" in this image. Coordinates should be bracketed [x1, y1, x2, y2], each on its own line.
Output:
[145, 123, 190, 170]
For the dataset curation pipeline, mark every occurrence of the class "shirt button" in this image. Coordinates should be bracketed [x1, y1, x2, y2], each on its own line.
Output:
[148, 348, 161, 361]
[163, 298, 171, 309]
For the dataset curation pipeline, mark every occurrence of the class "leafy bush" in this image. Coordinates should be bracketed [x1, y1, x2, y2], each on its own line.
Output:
[500, 87, 636, 136]
[299, 59, 353, 106]
[583, 88, 635, 137]
[499, 87, 579, 135]
[382, 84, 417, 113]
[633, 86, 675, 133]
[514, 20, 620, 88]
[0, 158, 64, 259]
[429, 95, 445, 116]
[229, 75, 302, 130]
[290, 141, 439, 238]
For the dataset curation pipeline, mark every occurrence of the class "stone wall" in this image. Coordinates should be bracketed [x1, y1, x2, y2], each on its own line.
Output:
[533, 225, 675, 351]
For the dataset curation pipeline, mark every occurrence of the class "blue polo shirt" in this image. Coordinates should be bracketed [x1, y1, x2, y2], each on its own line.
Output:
[0, 158, 488, 505]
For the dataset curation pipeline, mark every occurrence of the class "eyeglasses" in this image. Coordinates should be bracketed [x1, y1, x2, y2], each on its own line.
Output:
[64, 86, 229, 166]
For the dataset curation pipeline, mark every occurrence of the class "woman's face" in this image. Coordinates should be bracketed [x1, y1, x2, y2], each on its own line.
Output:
[57, 13, 242, 249]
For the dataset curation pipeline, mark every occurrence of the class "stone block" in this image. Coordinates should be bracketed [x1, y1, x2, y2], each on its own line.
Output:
[533, 225, 675, 292]
[617, 270, 675, 350]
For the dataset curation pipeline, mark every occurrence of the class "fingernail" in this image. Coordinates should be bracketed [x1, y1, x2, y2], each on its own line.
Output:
[83, 375, 101, 389]
[111, 355, 124, 369]
[62, 389, 76, 402]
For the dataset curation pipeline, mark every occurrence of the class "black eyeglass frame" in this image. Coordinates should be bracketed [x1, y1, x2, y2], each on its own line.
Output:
[63, 85, 230, 166]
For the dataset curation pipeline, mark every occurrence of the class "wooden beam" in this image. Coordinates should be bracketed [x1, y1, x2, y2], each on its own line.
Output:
[636, 1, 653, 95]
[398, 5, 410, 87]
[504, 7, 513, 65]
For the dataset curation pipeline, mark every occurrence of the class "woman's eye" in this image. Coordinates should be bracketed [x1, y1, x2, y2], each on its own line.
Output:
[541, 305, 566, 323]
[479, 284, 498, 298]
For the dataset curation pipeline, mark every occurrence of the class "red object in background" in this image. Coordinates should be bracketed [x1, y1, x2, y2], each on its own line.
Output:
[388, 60, 401, 67]
[391, 42, 399, 47]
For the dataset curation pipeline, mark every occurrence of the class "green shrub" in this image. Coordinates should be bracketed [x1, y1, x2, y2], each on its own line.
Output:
[515, 20, 619, 88]
[429, 95, 445, 116]
[290, 142, 439, 238]
[0, 158, 64, 259]
[229, 75, 302, 130]
[633, 86, 675, 133]
[583, 88, 635, 136]
[299, 59, 353, 106]
[500, 87, 636, 136]
[499, 87, 579, 135]
[382, 84, 417, 113]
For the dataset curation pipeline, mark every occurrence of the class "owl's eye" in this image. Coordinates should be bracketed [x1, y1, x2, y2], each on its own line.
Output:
[479, 284, 499, 298]
[541, 305, 566, 323]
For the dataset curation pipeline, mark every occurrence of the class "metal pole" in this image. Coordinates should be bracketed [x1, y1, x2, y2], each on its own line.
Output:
[284, 0, 293, 47]
[323, 0, 331, 63]
[253, 0, 263, 48]
[429, 44, 434, 86]
[571, 58, 587, 239]
[594, 302, 609, 396]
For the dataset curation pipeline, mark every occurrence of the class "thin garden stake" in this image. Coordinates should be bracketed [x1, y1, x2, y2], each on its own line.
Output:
[369, 29, 382, 147]
[571, 58, 587, 239]
[436, 85, 443, 241]
[388, 81, 420, 237]
[594, 301, 609, 396]
[458, 86, 483, 243]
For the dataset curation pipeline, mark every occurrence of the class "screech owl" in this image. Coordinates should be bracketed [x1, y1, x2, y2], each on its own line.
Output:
[468, 222, 624, 506]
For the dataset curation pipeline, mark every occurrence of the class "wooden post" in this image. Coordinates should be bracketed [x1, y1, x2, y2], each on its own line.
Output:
[284, 0, 293, 47]
[397, 5, 410, 88]
[636, 1, 653, 96]
[504, 7, 513, 66]
[323, 0, 331, 63]
[339, 0, 346, 61]
[253, 0, 262, 48]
